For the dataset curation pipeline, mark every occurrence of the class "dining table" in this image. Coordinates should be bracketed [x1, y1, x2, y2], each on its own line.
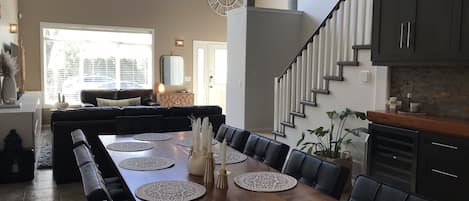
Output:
[97, 131, 338, 201]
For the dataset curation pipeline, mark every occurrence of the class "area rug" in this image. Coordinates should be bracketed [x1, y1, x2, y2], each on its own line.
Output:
[36, 131, 53, 169]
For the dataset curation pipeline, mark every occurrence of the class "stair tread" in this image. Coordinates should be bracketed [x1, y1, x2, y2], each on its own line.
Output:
[300, 100, 317, 107]
[291, 111, 306, 118]
[337, 61, 359, 66]
[312, 89, 330, 94]
[272, 130, 286, 137]
[352, 44, 372, 50]
[324, 76, 344, 81]
[280, 121, 295, 128]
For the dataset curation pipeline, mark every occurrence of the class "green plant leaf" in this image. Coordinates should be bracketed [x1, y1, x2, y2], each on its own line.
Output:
[307, 147, 313, 155]
[296, 132, 306, 147]
[326, 111, 337, 119]
[344, 138, 353, 144]
[354, 111, 367, 120]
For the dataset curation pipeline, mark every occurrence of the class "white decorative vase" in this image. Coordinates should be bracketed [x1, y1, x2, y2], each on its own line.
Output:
[187, 150, 205, 176]
[2, 76, 17, 104]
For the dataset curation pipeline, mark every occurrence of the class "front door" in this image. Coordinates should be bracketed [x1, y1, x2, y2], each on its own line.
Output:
[193, 41, 227, 114]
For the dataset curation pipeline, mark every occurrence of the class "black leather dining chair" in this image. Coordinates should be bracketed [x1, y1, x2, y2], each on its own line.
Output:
[79, 162, 115, 201]
[73, 144, 95, 167]
[71, 129, 91, 148]
[214, 124, 251, 152]
[348, 175, 429, 201]
[243, 133, 290, 171]
[282, 149, 349, 199]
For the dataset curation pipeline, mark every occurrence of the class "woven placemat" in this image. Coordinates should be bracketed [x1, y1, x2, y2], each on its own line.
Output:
[106, 142, 154, 152]
[119, 157, 175, 171]
[234, 172, 298, 192]
[174, 138, 217, 147]
[134, 133, 173, 141]
[214, 150, 247, 165]
[135, 180, 206, 201]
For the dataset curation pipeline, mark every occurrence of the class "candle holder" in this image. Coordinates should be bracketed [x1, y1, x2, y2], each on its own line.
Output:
[216, 168, 228, 189]
[203, 152, 214, 185]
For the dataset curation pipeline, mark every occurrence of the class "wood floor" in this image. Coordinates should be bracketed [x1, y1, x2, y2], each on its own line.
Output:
[0, 169, 85, 201]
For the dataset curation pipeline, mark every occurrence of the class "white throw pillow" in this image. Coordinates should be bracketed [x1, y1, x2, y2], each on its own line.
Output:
[96, 97, 141, 107]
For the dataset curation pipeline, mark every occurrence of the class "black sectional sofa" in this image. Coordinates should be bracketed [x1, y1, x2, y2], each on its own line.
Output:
[51, 105, 225, 184]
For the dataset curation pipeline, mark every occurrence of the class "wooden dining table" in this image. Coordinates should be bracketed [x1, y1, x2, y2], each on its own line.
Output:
[98, 131, 338, 201]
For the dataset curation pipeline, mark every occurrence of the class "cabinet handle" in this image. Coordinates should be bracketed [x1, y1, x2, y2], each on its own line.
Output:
[399, 23, 404, 48]
[406, 22, 411, 48]
[431, 169, 458, 179]
[431, 142, 459, 150]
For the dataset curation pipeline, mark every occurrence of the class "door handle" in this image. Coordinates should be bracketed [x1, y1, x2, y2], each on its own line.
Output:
[431, 142, 459, 150]
[399, 23, 404, 49]
[406, 21, 411, 48]
[431, 169, 458, 179]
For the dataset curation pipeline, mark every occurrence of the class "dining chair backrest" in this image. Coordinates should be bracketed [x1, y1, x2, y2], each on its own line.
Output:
[215, 124, 250, 152]
[71, 129, 91, 149]
[348, 175, 429, 201]
[243, 133, 290, 171]
[282, 149, 349, 199]
[73, 144, 95, 167]
[79, 162, 113, 201]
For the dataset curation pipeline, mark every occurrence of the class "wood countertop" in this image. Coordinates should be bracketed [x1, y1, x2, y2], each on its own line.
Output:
[367, 110, 469, 138]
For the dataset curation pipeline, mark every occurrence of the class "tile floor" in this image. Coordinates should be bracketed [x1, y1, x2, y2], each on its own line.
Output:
[0, 169, 85, 201]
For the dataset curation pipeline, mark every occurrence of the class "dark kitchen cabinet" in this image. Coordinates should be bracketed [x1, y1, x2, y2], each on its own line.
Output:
[372, 0, 467, 65]
[418, 133, 469, 201]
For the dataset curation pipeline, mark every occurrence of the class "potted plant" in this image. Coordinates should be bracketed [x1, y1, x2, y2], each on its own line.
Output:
[297, 108, 367, 162]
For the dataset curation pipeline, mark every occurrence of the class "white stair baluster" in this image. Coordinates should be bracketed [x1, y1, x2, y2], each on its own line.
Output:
[291, 63, 296, 113]
[343, 0, 351, 61]
[324, 21, 331, 80]
[274, 77, 279, 131]
[337, 1, 345, 62]
[312, 36, 320, 90]
[317, 27, 326, 90]
[305, 42, 313, 101]
[282, 74, 286, 124]
[357, 0, 366, 45]
[296, 56, 302, 112]
[329, 12, 338, 76]
[285, 70, 290, 122]
[300, 49, 307, 104]
[364, 0, 373, 44]
[350, 0, 359, 54]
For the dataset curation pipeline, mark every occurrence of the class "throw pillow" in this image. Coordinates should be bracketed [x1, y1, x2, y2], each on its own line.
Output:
[96, 97, 141, 107]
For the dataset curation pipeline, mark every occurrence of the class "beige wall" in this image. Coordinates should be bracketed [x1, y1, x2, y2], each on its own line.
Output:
[255, 0, 288, 9]
[18, 0, 226, 92]
[0, 0, 18, 46]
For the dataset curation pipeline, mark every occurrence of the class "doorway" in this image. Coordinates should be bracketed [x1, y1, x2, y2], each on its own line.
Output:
[193, 41, 227, 114]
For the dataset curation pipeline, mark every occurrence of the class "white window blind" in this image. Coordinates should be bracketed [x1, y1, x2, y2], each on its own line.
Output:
[41, 24, 153, 105]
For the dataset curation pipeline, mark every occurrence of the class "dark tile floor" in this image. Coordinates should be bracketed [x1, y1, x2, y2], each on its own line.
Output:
[0, 169, 85, 201]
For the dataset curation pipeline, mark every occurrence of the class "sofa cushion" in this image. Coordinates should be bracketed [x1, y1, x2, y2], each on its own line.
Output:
[121, 106, 169, 116]
[81, 90, 118, 106]
[115, 115, 164, 134]
[118, 89, 154, 105]
[96, 97, 141, 107]
[51, 107, 122, 122]
[167, 106, 222, 116]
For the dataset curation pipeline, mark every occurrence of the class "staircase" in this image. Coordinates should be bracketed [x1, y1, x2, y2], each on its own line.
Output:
[273, 0, 374, 137]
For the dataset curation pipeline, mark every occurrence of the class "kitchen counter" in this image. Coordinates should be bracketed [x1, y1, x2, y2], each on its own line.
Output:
[367, 110, 469, 138]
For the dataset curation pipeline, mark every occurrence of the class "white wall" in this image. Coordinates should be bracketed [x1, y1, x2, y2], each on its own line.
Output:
[297, 0, 339, 44]
[226, 9, 247, 128]
[226, 7, 303, 131]
[278, 50, 389, 170]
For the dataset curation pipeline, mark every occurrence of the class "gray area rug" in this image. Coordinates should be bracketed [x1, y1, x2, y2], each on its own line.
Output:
[36, 130, 52, 169]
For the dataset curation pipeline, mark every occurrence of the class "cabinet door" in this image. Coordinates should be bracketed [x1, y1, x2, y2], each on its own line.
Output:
[458, 0, 469, 62]
[371, 0, 416, 65]
[413, 0, 459, 63]
[418, 133, 469, 201]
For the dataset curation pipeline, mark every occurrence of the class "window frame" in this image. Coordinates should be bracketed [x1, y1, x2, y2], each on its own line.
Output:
[39, 22, 155, 108]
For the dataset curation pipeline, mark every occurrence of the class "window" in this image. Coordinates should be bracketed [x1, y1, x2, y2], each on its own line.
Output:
[41, 23, 153, 105]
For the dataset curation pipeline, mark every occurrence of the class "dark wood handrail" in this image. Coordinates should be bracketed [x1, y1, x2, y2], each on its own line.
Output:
[278, 0, 345, 79]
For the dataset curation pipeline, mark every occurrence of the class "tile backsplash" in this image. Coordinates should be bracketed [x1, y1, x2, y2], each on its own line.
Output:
[390, 66, 469, 120]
